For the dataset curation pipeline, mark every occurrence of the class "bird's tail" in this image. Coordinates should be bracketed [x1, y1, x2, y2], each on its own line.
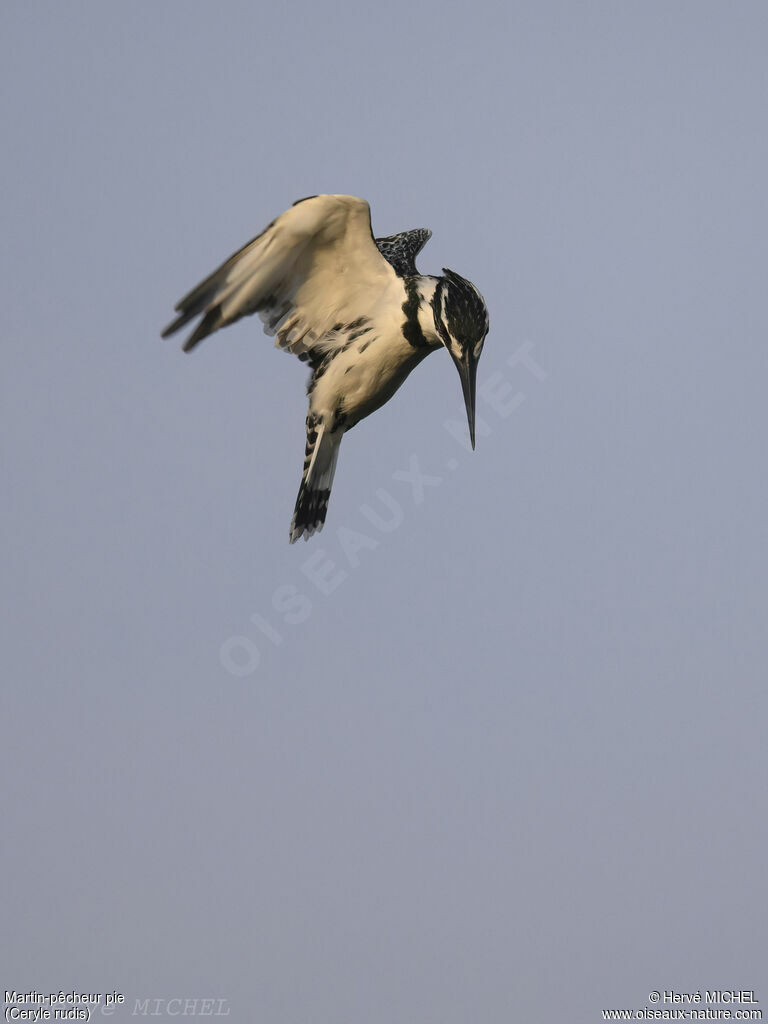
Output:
[290, 418, 342, 543]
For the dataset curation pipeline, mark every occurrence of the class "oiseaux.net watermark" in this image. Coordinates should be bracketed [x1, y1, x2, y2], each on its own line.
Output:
[601, 988, 761, 1020]
[219, 340, 548, 678]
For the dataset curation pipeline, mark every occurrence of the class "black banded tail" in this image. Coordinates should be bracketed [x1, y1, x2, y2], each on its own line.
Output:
[290, 418, 341, 543]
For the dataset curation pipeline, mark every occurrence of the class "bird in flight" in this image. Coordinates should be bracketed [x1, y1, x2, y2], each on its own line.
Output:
[162, 194, 489, 542]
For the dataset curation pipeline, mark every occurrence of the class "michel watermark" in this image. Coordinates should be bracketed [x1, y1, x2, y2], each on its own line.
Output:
[4, 992, 232, 1020]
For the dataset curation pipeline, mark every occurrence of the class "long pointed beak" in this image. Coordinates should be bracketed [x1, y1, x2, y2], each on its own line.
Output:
[451, 350, 478, 449]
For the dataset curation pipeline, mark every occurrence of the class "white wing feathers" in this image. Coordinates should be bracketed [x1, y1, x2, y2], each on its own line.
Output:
[162, 194, 396, 356]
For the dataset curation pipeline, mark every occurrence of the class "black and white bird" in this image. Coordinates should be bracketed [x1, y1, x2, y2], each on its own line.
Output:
[162, 194, 489, 542]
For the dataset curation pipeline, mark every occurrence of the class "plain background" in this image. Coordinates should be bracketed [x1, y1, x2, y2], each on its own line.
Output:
[2, 2, 766, 1021]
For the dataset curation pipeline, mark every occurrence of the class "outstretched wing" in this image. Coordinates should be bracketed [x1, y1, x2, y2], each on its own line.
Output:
[374, 228, 432, 277]
[162, 194, 398, 357]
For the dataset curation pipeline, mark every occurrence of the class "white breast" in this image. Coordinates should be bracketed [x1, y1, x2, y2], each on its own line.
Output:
[310, 314, 432, 428]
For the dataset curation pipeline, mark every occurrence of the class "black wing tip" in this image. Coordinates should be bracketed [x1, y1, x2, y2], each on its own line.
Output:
[160, 306, 222, 351]
[374, 227, 433, 277]
[182, 309, 222, 351]
[161, 293, 204, 341]
[161, 319, 181, 340]
[161, 316, 185, 339]
[376, 227, 431, 245]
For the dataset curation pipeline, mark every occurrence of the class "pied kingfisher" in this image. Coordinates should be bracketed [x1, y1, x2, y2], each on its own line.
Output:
[162, 194, 489, 542]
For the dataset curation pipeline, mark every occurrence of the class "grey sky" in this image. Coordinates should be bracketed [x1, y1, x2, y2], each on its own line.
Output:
[2, 2, 767, 1021]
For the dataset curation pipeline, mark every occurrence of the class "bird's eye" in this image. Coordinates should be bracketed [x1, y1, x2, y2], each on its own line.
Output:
[474, 337, 485, 359]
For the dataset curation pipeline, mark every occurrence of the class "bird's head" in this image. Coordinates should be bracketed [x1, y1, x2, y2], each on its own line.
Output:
[433, 269, 489, 449]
